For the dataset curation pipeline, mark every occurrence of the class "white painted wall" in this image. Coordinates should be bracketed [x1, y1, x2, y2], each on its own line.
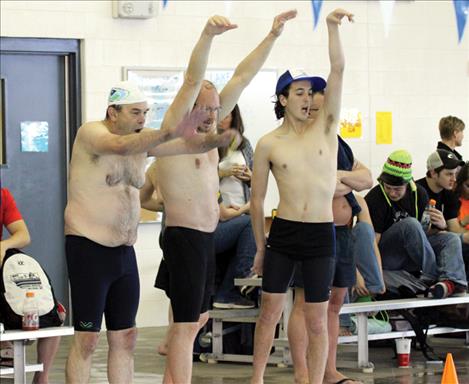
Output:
[2, 0, 468, 327]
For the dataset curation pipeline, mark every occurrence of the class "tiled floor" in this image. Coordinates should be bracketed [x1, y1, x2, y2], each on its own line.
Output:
[11, 327, 469, 383]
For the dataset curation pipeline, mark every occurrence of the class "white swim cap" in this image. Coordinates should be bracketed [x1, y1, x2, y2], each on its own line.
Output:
[107, 81, 148, 106]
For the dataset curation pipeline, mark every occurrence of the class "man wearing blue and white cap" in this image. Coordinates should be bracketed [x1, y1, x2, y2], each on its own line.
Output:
[250, 8, 354, 384]
[288, 85, 375, 384]
[64, 79, 233, 383]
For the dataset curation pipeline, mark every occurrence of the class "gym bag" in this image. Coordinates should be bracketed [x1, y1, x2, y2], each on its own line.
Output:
[0, 248, 62, 329]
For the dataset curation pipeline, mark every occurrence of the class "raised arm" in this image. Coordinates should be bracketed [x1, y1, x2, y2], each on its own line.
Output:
[79, 122, 176, 157]
[149, 131, 234, 157]
[321, 9, 354, 137]
[148, 108, 235, 157]
[161, 16, 237, 132]
[218, 10, 297, 119]
[250, 137, 272, 276]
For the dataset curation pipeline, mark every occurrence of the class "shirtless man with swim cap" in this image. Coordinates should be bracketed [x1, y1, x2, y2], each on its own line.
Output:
[64, 80, 231, 384]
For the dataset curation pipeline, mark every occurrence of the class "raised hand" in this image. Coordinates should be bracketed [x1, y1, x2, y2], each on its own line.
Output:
[270, 9, 297, 37]
[203, 15, 238, 36]
[326, 8, 354, 25]
[166, 107, 207, 140]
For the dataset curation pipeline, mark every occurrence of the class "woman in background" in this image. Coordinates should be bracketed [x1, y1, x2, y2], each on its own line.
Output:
[213, 104, 257, 309]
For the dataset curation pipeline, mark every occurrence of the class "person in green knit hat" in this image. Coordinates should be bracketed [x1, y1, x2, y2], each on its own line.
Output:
[364, 149, 467, 298]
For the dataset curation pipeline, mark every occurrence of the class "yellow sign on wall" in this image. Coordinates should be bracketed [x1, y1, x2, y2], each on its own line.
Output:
[376, 112, 392, 144]
[339, 108, 362, 139]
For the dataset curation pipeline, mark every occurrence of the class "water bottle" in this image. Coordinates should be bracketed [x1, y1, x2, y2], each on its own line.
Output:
[22, 291, 39, 331]
[421, 199, 436, 232]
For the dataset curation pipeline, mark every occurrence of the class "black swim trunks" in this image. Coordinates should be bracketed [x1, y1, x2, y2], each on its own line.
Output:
[65, 235, 139, 332]
[262, 218, 335, 302]
[293, 225, 354, 289]
[162, 226, 215, 323]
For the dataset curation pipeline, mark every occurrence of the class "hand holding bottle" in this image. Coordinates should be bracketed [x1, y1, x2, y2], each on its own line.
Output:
[421, 199, 435, 232]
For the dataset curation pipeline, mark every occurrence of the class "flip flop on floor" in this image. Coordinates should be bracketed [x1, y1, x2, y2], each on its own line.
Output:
[335, 378, 362, 384]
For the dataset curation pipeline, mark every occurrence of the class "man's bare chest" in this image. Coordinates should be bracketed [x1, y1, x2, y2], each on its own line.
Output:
[270, 137, 331, 170]
[93, 153, 146, 189]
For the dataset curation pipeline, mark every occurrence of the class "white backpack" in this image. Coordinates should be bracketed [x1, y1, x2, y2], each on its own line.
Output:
[0, 249, 61, 329]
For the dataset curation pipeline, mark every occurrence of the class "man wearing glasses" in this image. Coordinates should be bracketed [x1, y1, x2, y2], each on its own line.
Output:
[153, 11, 296, 384]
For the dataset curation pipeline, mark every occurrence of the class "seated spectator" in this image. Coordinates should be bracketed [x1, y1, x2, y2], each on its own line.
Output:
[454, 161, 469, 276]
[217, 104, 252, 208]
[213, 201, 256, 309]
[0, 187, 62, 384]
[455, 162, 469, 232]
[364, 150, 466, 298]
[339, 194, 385, 335]
[213, 104, 256, 309]
[415, 149, 467, 296]
[352, 194, 386, 298]
[437, 116, 465, 161]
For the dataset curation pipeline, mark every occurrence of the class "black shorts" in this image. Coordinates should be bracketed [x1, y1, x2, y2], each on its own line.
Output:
[162, 227, 215, 323]
[262, 218, 335, 303]
[65, 235, 139, 332]
[154, 257, 169, 296]
[293, 225, 354, 289]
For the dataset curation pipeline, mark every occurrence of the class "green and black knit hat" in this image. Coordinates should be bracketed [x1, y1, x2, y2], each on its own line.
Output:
[379, 149, 413, 186]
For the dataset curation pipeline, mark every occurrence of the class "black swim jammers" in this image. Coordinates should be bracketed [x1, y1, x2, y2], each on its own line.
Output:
[262, 217, 336, 303]
[162, 226, 215, 323]
[65, 235, 140, 332]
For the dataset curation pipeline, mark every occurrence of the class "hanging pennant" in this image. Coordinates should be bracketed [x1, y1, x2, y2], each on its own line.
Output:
[162, 0, 168, 9]
[311, 0, 323, 29]
[453, 0, 469, 43]
[379, 0, 395, 38]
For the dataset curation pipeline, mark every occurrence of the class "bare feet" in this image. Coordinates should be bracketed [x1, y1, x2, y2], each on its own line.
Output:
[294, 377, 309, 384]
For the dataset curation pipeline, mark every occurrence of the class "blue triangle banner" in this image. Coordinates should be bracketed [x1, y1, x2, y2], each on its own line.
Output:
[311, 0, 323, 29]
[162, 0, 168, 9]
[453, 0, 469, 43]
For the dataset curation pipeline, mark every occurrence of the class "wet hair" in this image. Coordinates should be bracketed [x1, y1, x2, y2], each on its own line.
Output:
[454, 162, 469, 198]
[274, 84, 291, 120]
[439, 116, 465, 140]
[105, 104, 122, 120]
[218, 104, 246, 160]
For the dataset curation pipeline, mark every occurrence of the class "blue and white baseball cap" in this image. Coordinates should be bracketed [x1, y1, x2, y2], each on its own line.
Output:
[275, 69, 326, 96]
[108, 81, 148, 106]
